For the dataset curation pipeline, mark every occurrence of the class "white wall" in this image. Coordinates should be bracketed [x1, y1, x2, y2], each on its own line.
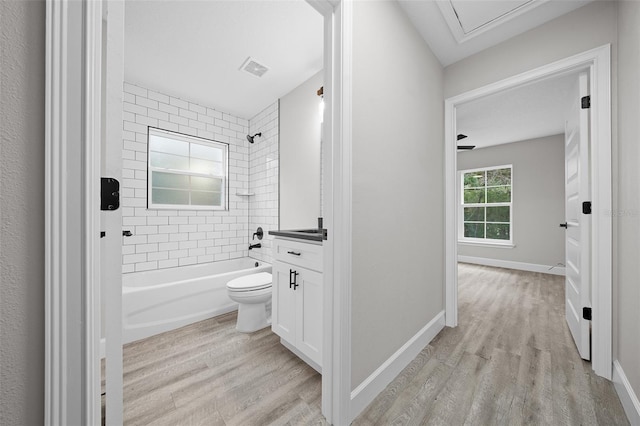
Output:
[0, 1, 45, 424]
[616, 0, 640, 410]
[279, 70, 323, 230]
[351, 0, 444, 389]
[457, 136, 565, 268]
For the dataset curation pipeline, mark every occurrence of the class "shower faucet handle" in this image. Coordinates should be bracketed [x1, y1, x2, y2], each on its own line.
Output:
[253, 227, 264, 240]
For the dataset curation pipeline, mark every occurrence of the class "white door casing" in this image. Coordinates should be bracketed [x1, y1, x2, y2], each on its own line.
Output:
[564, 72, 591, 360]
[444, 45, 612, 379]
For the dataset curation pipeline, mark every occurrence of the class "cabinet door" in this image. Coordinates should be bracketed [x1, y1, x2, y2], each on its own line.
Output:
[271, 261, 296, 343]
[296, 268, 323, 366]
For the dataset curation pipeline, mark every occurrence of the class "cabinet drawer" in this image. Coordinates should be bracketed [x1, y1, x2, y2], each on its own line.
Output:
[273, 238, 323, 272]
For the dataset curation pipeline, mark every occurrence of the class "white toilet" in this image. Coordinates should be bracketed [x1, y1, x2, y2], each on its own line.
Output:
[226, 272, 273, 333]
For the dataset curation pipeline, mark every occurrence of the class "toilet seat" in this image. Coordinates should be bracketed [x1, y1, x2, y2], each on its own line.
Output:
[227, 272, 272, 292]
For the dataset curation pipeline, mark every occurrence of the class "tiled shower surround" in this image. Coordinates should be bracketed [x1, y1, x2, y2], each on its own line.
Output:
[247, 102, 279, 263]
[121, 82, 278, 273]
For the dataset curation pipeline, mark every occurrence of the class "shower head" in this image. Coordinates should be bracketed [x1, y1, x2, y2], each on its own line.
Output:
[246, 132, 262, 144]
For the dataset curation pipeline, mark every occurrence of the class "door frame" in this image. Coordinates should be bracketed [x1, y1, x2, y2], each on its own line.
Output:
[45, 0, 353, 425]
[444, 44, 612, 379]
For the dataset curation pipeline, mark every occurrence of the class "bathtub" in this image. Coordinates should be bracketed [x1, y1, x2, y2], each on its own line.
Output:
[123, 258, 271, 343]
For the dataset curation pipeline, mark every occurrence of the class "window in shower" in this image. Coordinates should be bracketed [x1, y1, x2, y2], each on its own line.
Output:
[147, 127, 228, 210]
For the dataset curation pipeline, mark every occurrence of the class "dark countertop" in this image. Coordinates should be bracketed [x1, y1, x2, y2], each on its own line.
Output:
[268, 229, 326, 242]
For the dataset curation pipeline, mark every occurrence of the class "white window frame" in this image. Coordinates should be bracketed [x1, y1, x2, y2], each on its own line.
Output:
[147, 127, 229, 211]
[458, 164, 513, 245]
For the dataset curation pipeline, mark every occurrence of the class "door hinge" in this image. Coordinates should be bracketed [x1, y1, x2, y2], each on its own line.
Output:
[582, 201, 592, 215]
[581, 95, 591, 109]
[583, 307, 592, 321]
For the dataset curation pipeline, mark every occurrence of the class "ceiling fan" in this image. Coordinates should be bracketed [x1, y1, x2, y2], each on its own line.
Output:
[457, 134, 475, 150]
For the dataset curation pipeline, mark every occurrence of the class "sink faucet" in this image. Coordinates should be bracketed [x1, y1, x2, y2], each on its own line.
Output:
[249, 243, 261, 250]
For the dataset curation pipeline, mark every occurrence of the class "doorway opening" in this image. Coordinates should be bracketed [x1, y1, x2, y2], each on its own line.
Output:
[444, 44, 612, 380]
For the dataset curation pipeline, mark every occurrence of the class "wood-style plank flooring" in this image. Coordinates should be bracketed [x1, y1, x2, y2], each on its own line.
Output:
[353, 263, 628, 425]
[106, 263, 628, 425]
[106, 312, 327, 425]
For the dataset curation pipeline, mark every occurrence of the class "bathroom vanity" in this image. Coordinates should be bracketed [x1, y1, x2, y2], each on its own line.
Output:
[269, 231, 324, 373]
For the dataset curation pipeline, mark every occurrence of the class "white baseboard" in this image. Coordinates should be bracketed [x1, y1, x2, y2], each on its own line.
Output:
[613, 360, 640, 425]
[350, 311, 445, 421]
[458, 255, 566, 276]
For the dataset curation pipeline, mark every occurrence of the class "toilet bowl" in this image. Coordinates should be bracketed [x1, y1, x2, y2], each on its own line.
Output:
[226, 272, 272, 333]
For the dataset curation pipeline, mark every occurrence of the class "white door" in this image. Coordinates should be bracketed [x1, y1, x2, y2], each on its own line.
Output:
[564, 72, 591, 360]
[102, 2, 125, 422]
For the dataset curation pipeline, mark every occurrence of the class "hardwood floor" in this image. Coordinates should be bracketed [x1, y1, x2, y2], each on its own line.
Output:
[353, 263, 629, 425]
[106, 312, 326, 425]
[106, 263, 628, 425]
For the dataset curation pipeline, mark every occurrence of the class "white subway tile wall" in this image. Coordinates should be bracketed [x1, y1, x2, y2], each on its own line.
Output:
[247, 101, 279, 264]
[121, 82, 254, 273]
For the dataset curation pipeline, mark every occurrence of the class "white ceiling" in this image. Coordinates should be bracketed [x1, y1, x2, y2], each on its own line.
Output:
[124, 0, 323, 120]
[397, 0, 594, 66]
[456, 72, 579, 150]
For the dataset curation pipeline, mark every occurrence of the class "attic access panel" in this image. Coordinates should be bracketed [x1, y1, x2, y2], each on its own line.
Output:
[437, 0, 548, 43]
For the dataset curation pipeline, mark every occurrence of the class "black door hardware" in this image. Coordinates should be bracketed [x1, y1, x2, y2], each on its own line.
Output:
[122, 230, 133, 237]
[583, 307, 592, 321]
[100, 231, 106, 238]
[582, 201, 592, 215]
[289, 269, 299, 290]
[559, 222, 568, 228]
[287, 251, 301, 256]
[101, 177, 120, 211]
[253, 227, 264, 240]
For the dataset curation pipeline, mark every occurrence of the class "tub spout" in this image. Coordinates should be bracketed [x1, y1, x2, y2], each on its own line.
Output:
[249, 243, 262, 250]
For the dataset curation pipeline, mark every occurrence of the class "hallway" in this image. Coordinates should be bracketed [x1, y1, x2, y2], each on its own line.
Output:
[354, 263, 628, 425]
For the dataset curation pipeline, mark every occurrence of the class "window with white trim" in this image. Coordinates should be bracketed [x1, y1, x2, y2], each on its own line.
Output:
[460, 165, 512, 243]
[147, 127, 228, 210]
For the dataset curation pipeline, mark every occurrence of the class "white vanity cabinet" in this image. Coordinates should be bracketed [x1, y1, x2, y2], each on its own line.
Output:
[272, 238, 323, 371]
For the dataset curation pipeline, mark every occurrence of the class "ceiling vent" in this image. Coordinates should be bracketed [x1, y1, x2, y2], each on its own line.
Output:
[239, 57, 269, 78]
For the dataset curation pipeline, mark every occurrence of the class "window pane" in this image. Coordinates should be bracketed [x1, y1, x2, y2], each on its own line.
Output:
[191, 176, 222, 192]
[191, 191, 221, 206]
[486, 223, 510, 240]
[463, 172, 485, 189]
[190, 158, 223, 175]
[487, 168, 511, 186]
[191, 143, 222, 161]
[152, 188, 189, 205]
[464, 207, 484, 221]
[486, 206, 510, 223]
[149, 135, 189, 156]
[150, 152, 190, 171]
[487, 186, 511, 203]
[464, 223, 485, 238]
[152, 171, 189, 189]
[464, 188, 485, 204]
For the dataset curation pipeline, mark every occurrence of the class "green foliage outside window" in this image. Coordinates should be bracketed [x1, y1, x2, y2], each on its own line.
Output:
[462, 166, 512, 241]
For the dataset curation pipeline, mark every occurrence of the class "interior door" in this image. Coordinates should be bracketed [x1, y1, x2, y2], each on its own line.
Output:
[563, 72, 591, 360]
[102, 1, 125, 423]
